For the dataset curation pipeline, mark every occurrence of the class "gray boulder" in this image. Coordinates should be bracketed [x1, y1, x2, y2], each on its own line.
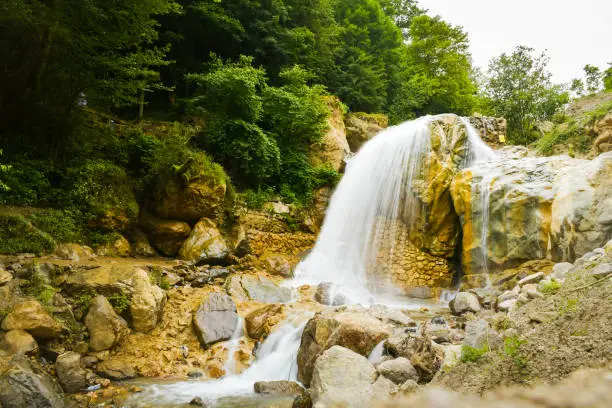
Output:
[193, 292, 238, 346]
[55, 352, 88, 393]
[226, 274, 292, 303]
[0, 356, 64, 408]
[311, 346, 377, 408]
[377, 357, 418, 385]
[85, 295, 130, 352]
[463, 319, 502, 351]
[449, 292, 481, 315]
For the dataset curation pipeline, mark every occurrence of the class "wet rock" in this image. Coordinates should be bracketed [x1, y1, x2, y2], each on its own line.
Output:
[254, 380, 304, 396]
[96, 234, 132, 257]
[377, 357, 418, 385]
[551, 262, 573, 280]
[54, 243, 95, 261]
[139, 212, 191, 256]
[310, 346, 377, 408]
[55, 351, 87, 393]
[193, 292, 238, 346]
[260, 253, 293, 278]
[517, 272, 545, 286]
[0, 330, 38, 355]
[1, 300, 61, 339]
[463, 319, 502, 351]
[189, 397, 207, 406]
[449, 292, 481, 315]
[297, 309, 393, 386]
[226, 274, 292, 303]
[179, 218, 229, 263]
[245, 304, 284, 339]
[95, 358, 136, 380]
[0, 268, 12, 285]
[131, 229, 158, 257]
[85, 295, 130, 352]
[153, 167, 227, 223]
[130, 268, 166, 333]
[0, 356, 64, 408]
[314, 282, 347, 306]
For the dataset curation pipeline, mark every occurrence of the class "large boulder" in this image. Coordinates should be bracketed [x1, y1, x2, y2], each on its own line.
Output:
[449, 292, 481, 315]
[345, 113, 386, 152]
[309, 96, 351, 172]
[310, 346, 378, 408]
[551, 152, 612, 260]
[64, 264, 134, 298]
[153, 161, 227, 223]
[225, 274, 292, 303]
[139, 212, 191, 256]
[1, 301, 61, 339]
[84, 295, 130, 352]
[55, 352, 88, 393]
[0, 330, 38, 355]
[95, 234, 131, 257]
[451, 152, 612, 274]
[179, 218, 230, 263]
[193, 292, 239, 346]
[95, 358, 136, 380]
[0, 356, 65, 408]
[297, 308, 393, 386]
[54, 243, 95, 261]
[129, 268, 166, 333]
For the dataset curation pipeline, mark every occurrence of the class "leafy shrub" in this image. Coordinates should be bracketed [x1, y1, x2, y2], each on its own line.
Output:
[0, 214, 56, 254]
[460, 344, 489, 363]
[108, 293, 131, 314]
[239, 188, 276, 210]
[0, 157, 55, 206]
[21, 268, 56, 307]
[66, 159, 138, 223]
[539, 278, 562, 295]
[29, 209, 85, 243]
[504, 336, 528, 371]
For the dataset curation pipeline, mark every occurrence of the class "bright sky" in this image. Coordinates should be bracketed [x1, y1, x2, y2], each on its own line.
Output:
[418, 0, 612, 84]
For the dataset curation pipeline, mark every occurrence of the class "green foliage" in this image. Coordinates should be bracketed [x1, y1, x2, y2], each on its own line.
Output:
[460, 344, 489, 363]
[539, 278, 562, 295]
[503, 336, 528, 372]
[240, 188, 276, 210]
[108, 293, 131, 315]
[604, 63, 612, 91]
[21, 268, 56, 307]
[389, 15, 476, 123]
[0, 0, 180, 149]
[149, 267, 171, 290]
[583, 64, 602, 95]
[73, 291, 96, 315]
[0, 150, 10, 191]
[66, 159, 138, 224]
[557, 297, 579, 316]
[483, 46, 569, 145]
[0, 214, 56, 254]
[536, 100, 612, 154]
[29, 209, 85, 244]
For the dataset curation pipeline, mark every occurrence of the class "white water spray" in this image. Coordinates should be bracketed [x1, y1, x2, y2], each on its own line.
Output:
[294, 115, 496, 303]
[222, 317, 244, 375]
[125, 314, 311, 407]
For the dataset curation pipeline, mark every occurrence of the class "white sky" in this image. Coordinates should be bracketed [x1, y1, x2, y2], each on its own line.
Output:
[418, 0, 612, 84]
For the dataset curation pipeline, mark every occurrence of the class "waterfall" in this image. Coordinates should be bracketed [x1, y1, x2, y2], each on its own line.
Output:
[125, 314, 311, 407]
[293, 115, 496, 303]
[223, 317, 245, 375]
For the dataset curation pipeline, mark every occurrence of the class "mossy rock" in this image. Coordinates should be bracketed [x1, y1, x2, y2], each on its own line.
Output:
[0, 214, 56, 254]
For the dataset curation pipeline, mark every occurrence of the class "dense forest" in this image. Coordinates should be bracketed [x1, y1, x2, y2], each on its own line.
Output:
[1, 0, 611, 248]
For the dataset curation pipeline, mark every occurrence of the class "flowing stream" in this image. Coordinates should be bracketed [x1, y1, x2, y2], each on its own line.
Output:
[126, 115, 497, 407]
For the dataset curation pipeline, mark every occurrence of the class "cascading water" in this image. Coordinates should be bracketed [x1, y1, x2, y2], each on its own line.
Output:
[125, 314, 311, 407]
[222, 317, 244, 375]
[293, 115, 496, 303]
[476, 173, 494, 286]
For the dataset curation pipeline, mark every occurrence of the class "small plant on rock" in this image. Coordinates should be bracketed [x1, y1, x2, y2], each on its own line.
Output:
[557, 297, 579, 316]
[539, 278, 561, 295]
[460, 345, 489, 363]
[504, 336, 528, 373]
[108, 292, 131, 314]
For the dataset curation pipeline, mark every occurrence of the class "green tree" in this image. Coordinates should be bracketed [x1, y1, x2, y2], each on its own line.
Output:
[583, 64, 602, 94]
[389, 15, 476, 122]
[379, 0, 426, 39]
[0, 0, 179, 151]
[483, 46, 568, 145]
[329, 0, 404, 112]
[604, 63, 612, 91]
[571, 78, 585, 98]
